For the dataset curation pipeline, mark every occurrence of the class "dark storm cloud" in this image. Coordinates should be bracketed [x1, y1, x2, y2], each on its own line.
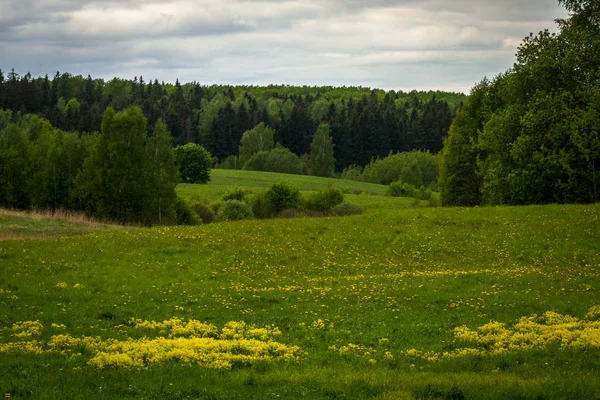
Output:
[0, 0, 567, 92]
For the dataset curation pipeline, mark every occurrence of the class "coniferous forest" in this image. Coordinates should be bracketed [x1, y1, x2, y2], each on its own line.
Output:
[0, 71, 463, 171]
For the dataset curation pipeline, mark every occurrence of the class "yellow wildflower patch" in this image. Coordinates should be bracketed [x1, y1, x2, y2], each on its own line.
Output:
[11, 321, 43, 339]
[132, 317, 219, 338]
[407, 306, 600, 361]
[0, 318, 304, 370]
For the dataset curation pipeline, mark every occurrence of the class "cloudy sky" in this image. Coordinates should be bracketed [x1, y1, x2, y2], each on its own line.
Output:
[0, 0, 566, 93]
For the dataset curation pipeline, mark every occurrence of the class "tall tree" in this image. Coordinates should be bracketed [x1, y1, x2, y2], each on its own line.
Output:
[74, 107, 151, 223]
[146, 119, 178, 225]
[239, 122, 275, 165]
[310, 123, 335, 177]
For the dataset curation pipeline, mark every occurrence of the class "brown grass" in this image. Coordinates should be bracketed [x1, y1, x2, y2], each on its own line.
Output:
[0, 208, 120, 241]
[0, 208, 110, 226]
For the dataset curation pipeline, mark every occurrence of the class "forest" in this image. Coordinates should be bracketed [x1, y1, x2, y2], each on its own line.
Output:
[0, 71, 464, 171]
[438, 0, 600, 206]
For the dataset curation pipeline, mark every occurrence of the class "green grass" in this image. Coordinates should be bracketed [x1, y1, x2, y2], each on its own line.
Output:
[177, 169, 389, 203]
[1, 172, 600, 399]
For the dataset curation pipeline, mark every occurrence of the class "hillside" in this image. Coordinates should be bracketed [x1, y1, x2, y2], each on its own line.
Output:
[1, 175, 599, 399]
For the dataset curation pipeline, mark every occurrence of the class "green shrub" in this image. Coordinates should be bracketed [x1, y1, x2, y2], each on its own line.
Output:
[211, 200, 223, 215]
[361, 151, 438, 187]
[341, 165, 363, 182]
[222, 187, 250, 203]
[330, 203, 364, 216]
[189, 200, 215, 224]
[174, 143, 212, 183]
[427, 192, 440, 207]
[341, 187, 363, 195]
[251, 191, 273, 219]
[242, 151, 270, 171]
[244, 147, 307, 175]
[305, 185, 344, 212]
[387, 181, 417, 197]
[216, 155, 242, 170]
[266, 182, 302, 214]
[174, 197, 200, 225]
[415, 186, 433, 201]
[218, 200, 254, 221]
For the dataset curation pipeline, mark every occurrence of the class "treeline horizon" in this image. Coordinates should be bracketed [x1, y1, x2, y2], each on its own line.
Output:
[0, 69, 466, 170]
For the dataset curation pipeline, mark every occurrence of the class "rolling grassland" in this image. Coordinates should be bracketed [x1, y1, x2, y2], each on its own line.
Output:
[1, 171, 599, 399]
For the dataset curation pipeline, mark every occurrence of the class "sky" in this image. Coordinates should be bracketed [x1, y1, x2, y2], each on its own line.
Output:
[0, 0, 567, 93]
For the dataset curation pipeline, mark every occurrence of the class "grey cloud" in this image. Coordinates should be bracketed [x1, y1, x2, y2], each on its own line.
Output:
[0, 0, 567, 92]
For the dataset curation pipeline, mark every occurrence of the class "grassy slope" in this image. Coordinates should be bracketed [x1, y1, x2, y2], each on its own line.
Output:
[1, 172, 599, 399]
[177, 169, 389, 203]
[0, 209, 113, 240]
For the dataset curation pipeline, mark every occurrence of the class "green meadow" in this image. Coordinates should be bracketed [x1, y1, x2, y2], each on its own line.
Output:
[1, 170, 600, 399]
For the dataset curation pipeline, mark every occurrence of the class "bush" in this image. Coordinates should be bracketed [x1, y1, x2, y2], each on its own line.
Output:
[222, 187, 250, 203]
[218, 200, 254, 221]
[243, 151, 270, 171]
[175, 143, 212, 183]
[330, 203, 364, 217]
[427, 192, 440, 207]
[244, 147, 307, 175]
[217, 155, 242, 170]
[305, 184, 344, 212]
[174, 197, 200, 225]
[415, 186, 433, 201]
[266, 182, 302, 214]
[387, 181, 417, 197]
[251, 191, 273, 219]
[189, 200, 215, 224]
[361, 151, 438, 187]
[341, 165, 363, 182]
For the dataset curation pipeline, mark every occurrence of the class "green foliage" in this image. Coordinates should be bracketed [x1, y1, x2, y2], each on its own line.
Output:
[387, 181, 417, 198]
[310, 123, 335, 177]
[250, 191, 273, 219]
[438, 81, 489, 207]
[415, 186, 433, 201]
[175, 143, 212, 184]
[146, 119, 179, 225]
[439, 0, 600, 205]
[188, 200, 215, 224]
[0, 123, 32, 208]
[218, 200, 254, 221]
[305, 184, 344, 212]
[222, 187, 250, 203]
[341, 165, 364, 182]
[427, 192, 441, 207]
[239, 123, 275, 165]
[217, 155, 242, 170]
[266, 182, 302, 214]
[73, 107, 151, 223]
[243, 147, 307, 175]
[329, 202, 365, 216]
[174, 196, 200, 225]
[361, 151, 438, 187]
[265, 147, 307, 175]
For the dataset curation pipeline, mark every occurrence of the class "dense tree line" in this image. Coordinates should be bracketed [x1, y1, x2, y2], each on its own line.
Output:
[439, 0, 600, 206]
[0, 108, 183, 225]
[0, 71, 462, 171]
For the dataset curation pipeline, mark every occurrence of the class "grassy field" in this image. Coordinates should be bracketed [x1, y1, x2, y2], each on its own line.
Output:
[0, 209, 114, 241]
[1, 170, 599, 399]
[177, 169, 389, 202]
